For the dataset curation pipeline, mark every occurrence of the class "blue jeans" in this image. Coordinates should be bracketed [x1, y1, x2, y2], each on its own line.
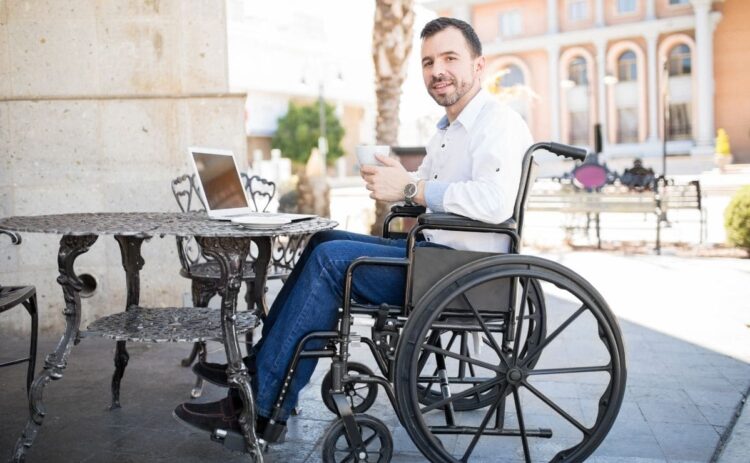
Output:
[251, 229, 444, 420]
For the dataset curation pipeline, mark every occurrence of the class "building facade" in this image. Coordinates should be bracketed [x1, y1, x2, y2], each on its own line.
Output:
[226, 0, 377, 175]
[424, 0, 750, 164]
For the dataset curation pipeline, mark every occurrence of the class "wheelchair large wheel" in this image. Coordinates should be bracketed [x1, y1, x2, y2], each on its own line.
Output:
[394, 255, 626, 463]
[415, 277, 546, 412]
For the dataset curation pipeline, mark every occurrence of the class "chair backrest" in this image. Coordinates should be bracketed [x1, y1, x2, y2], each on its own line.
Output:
[241, 173, 276, 212]
[171, 174, 206, 213]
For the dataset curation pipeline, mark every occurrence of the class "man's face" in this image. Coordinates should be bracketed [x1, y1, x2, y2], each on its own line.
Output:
[421, 27, 482, 108]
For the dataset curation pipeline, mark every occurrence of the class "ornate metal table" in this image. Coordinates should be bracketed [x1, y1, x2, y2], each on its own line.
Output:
[0, 212, 336, 463]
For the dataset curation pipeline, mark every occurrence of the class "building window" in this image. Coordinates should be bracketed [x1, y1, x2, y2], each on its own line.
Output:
[668, 44, 691, 76]
[668, 103, 692, 140]
[568, 57, 589, 85]
[617, 108, 639, 143]
[568, 0, 588, 22]
[500, 65, 525, 87]
[669, 0, 689, 5]
[499, 10, 523, 38]
[617, 0, 637, 14]
[617, 50, 638, 82]
[570, 111, 590, 146]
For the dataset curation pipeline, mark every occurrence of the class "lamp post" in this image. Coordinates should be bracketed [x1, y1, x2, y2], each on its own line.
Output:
[660, 58, 670, 179]
[302, 68, 343, 172]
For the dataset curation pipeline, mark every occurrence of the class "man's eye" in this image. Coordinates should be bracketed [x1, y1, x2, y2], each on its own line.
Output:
[423, 62, 432, 68]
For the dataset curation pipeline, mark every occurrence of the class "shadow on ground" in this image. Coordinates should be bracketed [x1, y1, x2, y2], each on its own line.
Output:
[1, 290, 748, 463]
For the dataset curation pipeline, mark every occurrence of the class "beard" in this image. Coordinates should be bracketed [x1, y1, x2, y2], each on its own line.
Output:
[427, 73, 474, 107]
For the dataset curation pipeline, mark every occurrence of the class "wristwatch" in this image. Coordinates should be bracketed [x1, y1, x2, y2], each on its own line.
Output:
[404, 181, 418, 206]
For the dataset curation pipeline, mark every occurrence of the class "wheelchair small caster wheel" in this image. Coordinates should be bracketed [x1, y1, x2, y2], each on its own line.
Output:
[321, 362, 378, 414]
[322, 414, 392, 463]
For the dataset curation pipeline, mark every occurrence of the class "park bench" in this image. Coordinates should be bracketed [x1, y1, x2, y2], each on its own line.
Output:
[527, 174, 704, 253]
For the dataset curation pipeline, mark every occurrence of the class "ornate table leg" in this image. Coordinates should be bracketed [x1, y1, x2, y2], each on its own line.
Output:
[110, 235, 146, 410]
[197, 236, 263, 462]
[11, 234, 98, 463]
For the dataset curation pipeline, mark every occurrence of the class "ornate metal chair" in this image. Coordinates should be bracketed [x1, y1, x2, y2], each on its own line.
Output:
[0, 230, 38, 394]
[171, 173, 309, 397]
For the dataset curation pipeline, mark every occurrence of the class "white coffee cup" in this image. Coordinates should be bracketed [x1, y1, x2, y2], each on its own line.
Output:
[356, 145, 390, 167]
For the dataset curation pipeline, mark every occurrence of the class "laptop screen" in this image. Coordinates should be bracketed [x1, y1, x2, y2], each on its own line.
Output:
[192, 152, 249, 210]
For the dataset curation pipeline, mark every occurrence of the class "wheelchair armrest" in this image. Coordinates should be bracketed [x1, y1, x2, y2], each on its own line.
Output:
[417, 213, 517, 232]
[389, 204, 426, 216]
[382, 204, 427, 238]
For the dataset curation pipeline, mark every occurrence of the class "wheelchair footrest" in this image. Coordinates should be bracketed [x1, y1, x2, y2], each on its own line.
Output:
[210, 425, 287, 454]
[211, 429, 253, 453]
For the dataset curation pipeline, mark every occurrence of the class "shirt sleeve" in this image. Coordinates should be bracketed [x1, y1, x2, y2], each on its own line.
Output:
[441, 110, 533, 223]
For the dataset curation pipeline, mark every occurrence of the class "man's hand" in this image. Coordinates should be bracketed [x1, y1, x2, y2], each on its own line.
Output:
[360, 155, 414, 202]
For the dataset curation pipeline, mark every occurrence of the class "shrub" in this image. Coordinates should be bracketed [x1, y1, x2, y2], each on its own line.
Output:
[724, 185, 750, 256]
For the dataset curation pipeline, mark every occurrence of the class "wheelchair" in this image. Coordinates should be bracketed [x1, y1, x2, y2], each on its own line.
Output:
[254, 142, 627, 462]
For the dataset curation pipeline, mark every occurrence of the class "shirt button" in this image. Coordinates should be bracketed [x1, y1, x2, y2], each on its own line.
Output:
[434, 175, 438, 179]
[441, 144, 445, 148]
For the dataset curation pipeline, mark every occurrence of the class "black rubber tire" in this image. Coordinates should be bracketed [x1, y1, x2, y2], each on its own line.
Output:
[415, 277, 546, 411]
[321, 362, 379, 415]
[321, 414, 393, 463]
[394, 254, 626, 463]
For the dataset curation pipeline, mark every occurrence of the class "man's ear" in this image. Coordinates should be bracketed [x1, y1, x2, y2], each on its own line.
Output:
[475, 55, 485, 76]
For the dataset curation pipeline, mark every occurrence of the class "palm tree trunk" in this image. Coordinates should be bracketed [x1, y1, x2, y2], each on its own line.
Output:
[370, 0, 415, 235]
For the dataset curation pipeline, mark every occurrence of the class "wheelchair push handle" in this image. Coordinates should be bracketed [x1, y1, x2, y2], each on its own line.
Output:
[541, 142, 587, 161]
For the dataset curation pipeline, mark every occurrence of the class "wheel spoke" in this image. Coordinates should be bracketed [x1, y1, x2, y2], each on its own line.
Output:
[362, 430, 378, 448]
[513, 386, 532, 463]
[512, 277, 530, 357]
[420, 376, 505, 414]
[521, 304, 587, 369]
[527, 365, 611, 376]
[421, 343, 503, 373]
[522, 380, 590, 435]
[459, 292, 511, 368]
[461, 382, 509, 461]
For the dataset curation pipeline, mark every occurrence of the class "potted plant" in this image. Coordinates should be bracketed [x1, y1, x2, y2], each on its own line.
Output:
[714, 128, 733, 172]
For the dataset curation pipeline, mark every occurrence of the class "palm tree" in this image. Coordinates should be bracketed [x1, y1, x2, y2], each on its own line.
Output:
[370, 0, 415, 235]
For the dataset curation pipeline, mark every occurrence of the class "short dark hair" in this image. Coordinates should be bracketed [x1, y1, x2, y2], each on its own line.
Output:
[420, 17, 482, 58]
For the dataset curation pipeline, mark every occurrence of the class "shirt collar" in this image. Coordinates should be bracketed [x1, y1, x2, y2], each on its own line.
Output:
[434, 88, 491, 131]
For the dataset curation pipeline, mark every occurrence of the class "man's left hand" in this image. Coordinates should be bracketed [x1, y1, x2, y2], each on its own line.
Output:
[360, 155, 412, 202]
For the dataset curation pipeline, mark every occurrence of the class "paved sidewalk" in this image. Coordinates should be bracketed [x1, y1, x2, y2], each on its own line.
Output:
[1, 250, 749, 462]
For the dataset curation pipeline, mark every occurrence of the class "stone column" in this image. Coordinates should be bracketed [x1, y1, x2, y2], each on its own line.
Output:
[548, 43, 561, 141]
[691, 0, 715, 152]
[646, 0, 656, 20]
[596, 39, 609, 149]
[596, 0, 605, 27]
[646, 31, 659, 143]
[547, 0, 558, 34]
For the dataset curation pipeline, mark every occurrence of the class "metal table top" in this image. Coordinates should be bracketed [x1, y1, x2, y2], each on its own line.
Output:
[0, 212, 337, 238]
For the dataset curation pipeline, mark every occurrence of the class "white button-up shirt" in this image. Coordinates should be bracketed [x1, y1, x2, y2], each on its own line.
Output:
[415, 89, 533, 252]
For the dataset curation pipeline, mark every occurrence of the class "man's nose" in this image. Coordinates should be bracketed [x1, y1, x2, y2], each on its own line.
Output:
[431, 61, 446, 76]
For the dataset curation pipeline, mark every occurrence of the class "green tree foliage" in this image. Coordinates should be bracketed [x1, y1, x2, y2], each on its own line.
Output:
[724, 185, 750, 256]
[272, 101, 345, 165]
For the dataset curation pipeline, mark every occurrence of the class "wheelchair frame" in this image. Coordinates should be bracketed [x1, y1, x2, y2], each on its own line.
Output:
[246, 142, 627, 462]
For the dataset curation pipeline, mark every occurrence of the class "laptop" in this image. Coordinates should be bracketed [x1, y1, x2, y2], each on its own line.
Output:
[187, 147, 314, 223]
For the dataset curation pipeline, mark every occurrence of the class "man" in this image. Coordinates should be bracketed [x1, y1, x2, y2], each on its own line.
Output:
[174, 16, 532, 442]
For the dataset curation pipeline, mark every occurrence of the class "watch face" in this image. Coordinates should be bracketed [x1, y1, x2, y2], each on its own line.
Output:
[404, 182, 417, 198]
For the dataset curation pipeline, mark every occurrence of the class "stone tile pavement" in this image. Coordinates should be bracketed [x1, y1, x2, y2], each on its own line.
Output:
[1, 250, 748, 462]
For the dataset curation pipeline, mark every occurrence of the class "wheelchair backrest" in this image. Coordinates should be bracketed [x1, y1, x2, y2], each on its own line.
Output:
[408, 152, 537, 311]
